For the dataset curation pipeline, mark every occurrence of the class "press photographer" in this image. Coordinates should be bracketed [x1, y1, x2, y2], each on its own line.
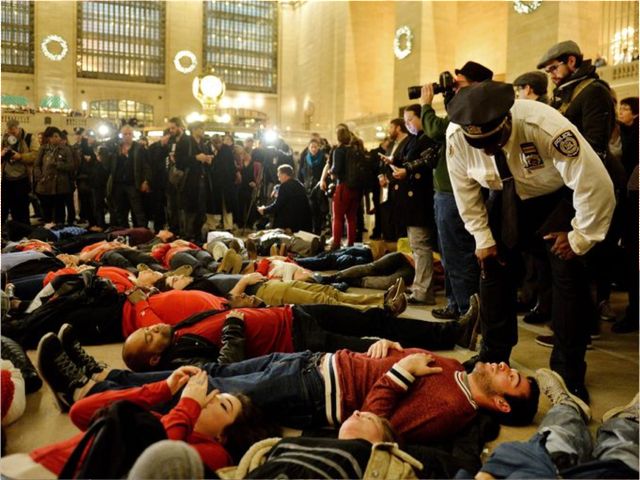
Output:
[418, 61, 492, 321]
[2, 119, 35, 226]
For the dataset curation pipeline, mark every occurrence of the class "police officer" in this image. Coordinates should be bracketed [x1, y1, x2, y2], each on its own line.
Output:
[445, 81, 615, 402]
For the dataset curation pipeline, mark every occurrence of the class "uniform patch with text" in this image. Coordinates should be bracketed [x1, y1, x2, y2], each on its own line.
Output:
[552, 130, 580, 157]
[519, 142, 544, 170]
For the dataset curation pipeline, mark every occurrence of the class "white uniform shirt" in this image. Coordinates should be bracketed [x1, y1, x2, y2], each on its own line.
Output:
[446, 99, 615, 255]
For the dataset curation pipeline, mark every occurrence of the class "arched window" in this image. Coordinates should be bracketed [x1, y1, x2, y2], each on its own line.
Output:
[203, 0, 278, 93]
[90, 100, 154, 125]
[1, 0, 34, 73]
[77, 1, 165, 83]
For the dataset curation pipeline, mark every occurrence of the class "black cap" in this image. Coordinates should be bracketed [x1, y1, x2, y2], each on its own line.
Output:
[446, 81, 514, 140]
[454, 61, 494, 83]
[513, 71, 548, 94]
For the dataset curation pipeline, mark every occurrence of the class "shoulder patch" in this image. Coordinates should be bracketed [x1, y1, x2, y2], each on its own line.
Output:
[552, 130, 580, 157]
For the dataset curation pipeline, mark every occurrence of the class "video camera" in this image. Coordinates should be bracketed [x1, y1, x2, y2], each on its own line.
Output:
[407, 71, 456, 100]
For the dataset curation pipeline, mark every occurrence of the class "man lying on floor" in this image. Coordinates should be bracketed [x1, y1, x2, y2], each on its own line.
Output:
[38, 328, 539, 445]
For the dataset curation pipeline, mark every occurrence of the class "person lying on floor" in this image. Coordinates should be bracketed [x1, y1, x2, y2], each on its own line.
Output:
[163, 271, 408, 314]
[464, 370, 638, 480]
[315, 251, 415, 291]
[122, 300, 477, 371]
[62, 239, 165, 273]
[1, 348, 276, 477]
[39, 333, 539, 445]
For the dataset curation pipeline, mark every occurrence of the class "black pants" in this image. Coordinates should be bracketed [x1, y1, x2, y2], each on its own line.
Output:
[169, 250, 217, 276]
[480, 189, 591, 390]
[39, 193, 66, 224]
[64, 192, 76, 224]
[110, 183, 146, 228]
[101, 249, 164, 272]
[78, 186, 95, 225]
[92, 185, 107, 228]
[1, 177, 30, 225]
[335, 251, 414, 289]
[291, 304, 458, 353]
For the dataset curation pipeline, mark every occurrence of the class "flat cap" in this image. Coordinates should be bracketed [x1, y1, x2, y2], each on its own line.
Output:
[455, 61, 494, 83]
[536, 40, 582, 69]
[446, 81, 514, 139]
[6, 119, 19, 129]
[513, 71, 548, 94]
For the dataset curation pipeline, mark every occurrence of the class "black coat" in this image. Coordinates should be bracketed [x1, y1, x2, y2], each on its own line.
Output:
[176, 136, 213, 213]
[392, 132, 435, 228]
[263, 178, 312, 232]
[210, 144, 238, 215]
[551, 61, 615, 159]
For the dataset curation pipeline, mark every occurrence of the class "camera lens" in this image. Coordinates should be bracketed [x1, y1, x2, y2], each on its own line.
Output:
[407, 86, 422, 100]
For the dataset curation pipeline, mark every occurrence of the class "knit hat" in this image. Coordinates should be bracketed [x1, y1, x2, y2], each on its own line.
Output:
[128, 440, 204, 479]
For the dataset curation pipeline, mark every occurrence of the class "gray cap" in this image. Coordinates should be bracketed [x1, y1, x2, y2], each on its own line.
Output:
[537, 40, 582, 69]
[6, 119, 19, 129]
[513, 71, 548, 94]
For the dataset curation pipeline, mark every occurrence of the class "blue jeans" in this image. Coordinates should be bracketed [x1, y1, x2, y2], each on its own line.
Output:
[473, 404, 639, 478]
[296, 246, 373, 271]
[90, 351, 326, 430]
[434, 192, 479, 312]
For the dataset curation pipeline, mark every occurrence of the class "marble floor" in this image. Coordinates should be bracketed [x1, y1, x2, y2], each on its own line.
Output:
[4, 288, 638, 472]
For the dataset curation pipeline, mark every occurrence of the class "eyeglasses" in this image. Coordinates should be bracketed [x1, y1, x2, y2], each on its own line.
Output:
[544, 61, 565, 74]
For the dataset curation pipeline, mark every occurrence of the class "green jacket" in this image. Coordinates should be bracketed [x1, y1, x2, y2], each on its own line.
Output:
[217, 437, 423, 480]
[421, 105, 452, 193]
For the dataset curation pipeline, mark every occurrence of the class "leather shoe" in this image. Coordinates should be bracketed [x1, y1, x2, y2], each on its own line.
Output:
[432, 306, 459, 320]
[523, 307, 549, 325]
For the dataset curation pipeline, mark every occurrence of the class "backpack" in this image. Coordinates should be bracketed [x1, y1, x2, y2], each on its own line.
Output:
[7, 270, 122, 348]
[343, 146, 373, 190]
[59, 400, 167, 479]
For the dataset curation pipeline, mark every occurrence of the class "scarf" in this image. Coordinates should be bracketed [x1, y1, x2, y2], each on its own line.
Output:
[306, 151, 323, 169]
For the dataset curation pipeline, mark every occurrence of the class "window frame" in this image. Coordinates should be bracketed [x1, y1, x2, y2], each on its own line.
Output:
[1, 0, 34, 74]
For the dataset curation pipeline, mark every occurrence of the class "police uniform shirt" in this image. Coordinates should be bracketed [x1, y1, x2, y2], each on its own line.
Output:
[445, 99, 614, 256]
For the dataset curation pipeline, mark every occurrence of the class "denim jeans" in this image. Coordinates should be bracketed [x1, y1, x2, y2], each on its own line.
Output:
[296, 246, 373, 271]
[474, 405, 639, 478]
[434, 192, 479, 312]
[334, 252, 414, 290]
[91, 352, 326, 430]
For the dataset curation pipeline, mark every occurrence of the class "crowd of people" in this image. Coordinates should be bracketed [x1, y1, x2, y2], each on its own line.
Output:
[0, 38, 638, 479]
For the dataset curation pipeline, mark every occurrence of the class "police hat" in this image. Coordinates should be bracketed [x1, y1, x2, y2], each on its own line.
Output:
[513, 71, 548, 95]
[446, 81, 515, 142]
[536, 40, 582, 69]
[454, 61, 494, 83]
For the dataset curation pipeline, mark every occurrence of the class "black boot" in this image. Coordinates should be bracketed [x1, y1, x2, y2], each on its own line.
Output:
[218, 314, 246, 365]
[36, 333, 89, 412]
[58, 324, 106, 377]
[1, 336, 42, 394]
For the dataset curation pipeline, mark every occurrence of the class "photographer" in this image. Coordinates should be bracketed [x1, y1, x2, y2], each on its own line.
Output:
[2, 119, 35, 226]
[33, 127, 75, 225]
[418, 61, 492, 318]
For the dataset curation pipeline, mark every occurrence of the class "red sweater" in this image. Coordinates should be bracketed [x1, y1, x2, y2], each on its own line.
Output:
[44, 266, 134, 293]
[329, 348, 478, 443]
[122, 290, 228, 337]
[151, 242, 200, 268]
[174, 305, 295, 357]
[30, 381, 231, 474]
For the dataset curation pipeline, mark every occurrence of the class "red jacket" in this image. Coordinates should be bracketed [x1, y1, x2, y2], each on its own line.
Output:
[30, 380, 231, 474]
[174, 305, 295, 357]
[122, 289, 228, 337]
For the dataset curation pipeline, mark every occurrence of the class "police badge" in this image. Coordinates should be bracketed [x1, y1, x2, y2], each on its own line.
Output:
[520, 142, 544, 170]
[552, 130, 580, 158]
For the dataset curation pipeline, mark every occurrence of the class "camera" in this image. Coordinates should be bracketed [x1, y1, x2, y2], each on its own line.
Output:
[408, 71, 456, 99]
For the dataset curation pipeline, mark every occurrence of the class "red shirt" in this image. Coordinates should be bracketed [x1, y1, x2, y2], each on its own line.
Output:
[44, 266, 134, 293]
[333, 349, 478, 443]
[122, 290, 228, 337]
[151, 242, 200, 268]
[174, 305, 295, 357]
[30, 380, 232, 474]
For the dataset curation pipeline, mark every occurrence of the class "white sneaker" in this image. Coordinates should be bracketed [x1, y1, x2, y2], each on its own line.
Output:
[602, 393, 639, 423]
[535, 368, 591, 422]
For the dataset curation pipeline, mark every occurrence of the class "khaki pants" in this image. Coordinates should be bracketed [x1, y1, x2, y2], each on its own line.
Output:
[256, 280, 384, 310]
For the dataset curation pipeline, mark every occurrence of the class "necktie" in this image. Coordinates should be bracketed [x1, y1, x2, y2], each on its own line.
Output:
[493, 149, 518, 249]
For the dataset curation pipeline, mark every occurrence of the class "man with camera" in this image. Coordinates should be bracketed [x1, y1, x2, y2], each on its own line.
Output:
[445, 81, 615, 403]
[416, 62, 492, 319]
[2, 119, 35, 226]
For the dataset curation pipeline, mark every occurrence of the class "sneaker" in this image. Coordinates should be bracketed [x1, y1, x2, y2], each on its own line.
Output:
[37, 333, 89, 412]
[602, 393, 639, 423]
[432, 305, 460, 320]
[535, 368, 591, 422]
[1, 335, 43, 394]
[598, 300, 617, 322]
[58, 324, 105, 377]
[536, 334, 594, 350]
[456, 294, 480, 350]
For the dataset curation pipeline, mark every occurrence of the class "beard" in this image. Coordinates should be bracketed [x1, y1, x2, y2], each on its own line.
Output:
[472, 364, 498, 397]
